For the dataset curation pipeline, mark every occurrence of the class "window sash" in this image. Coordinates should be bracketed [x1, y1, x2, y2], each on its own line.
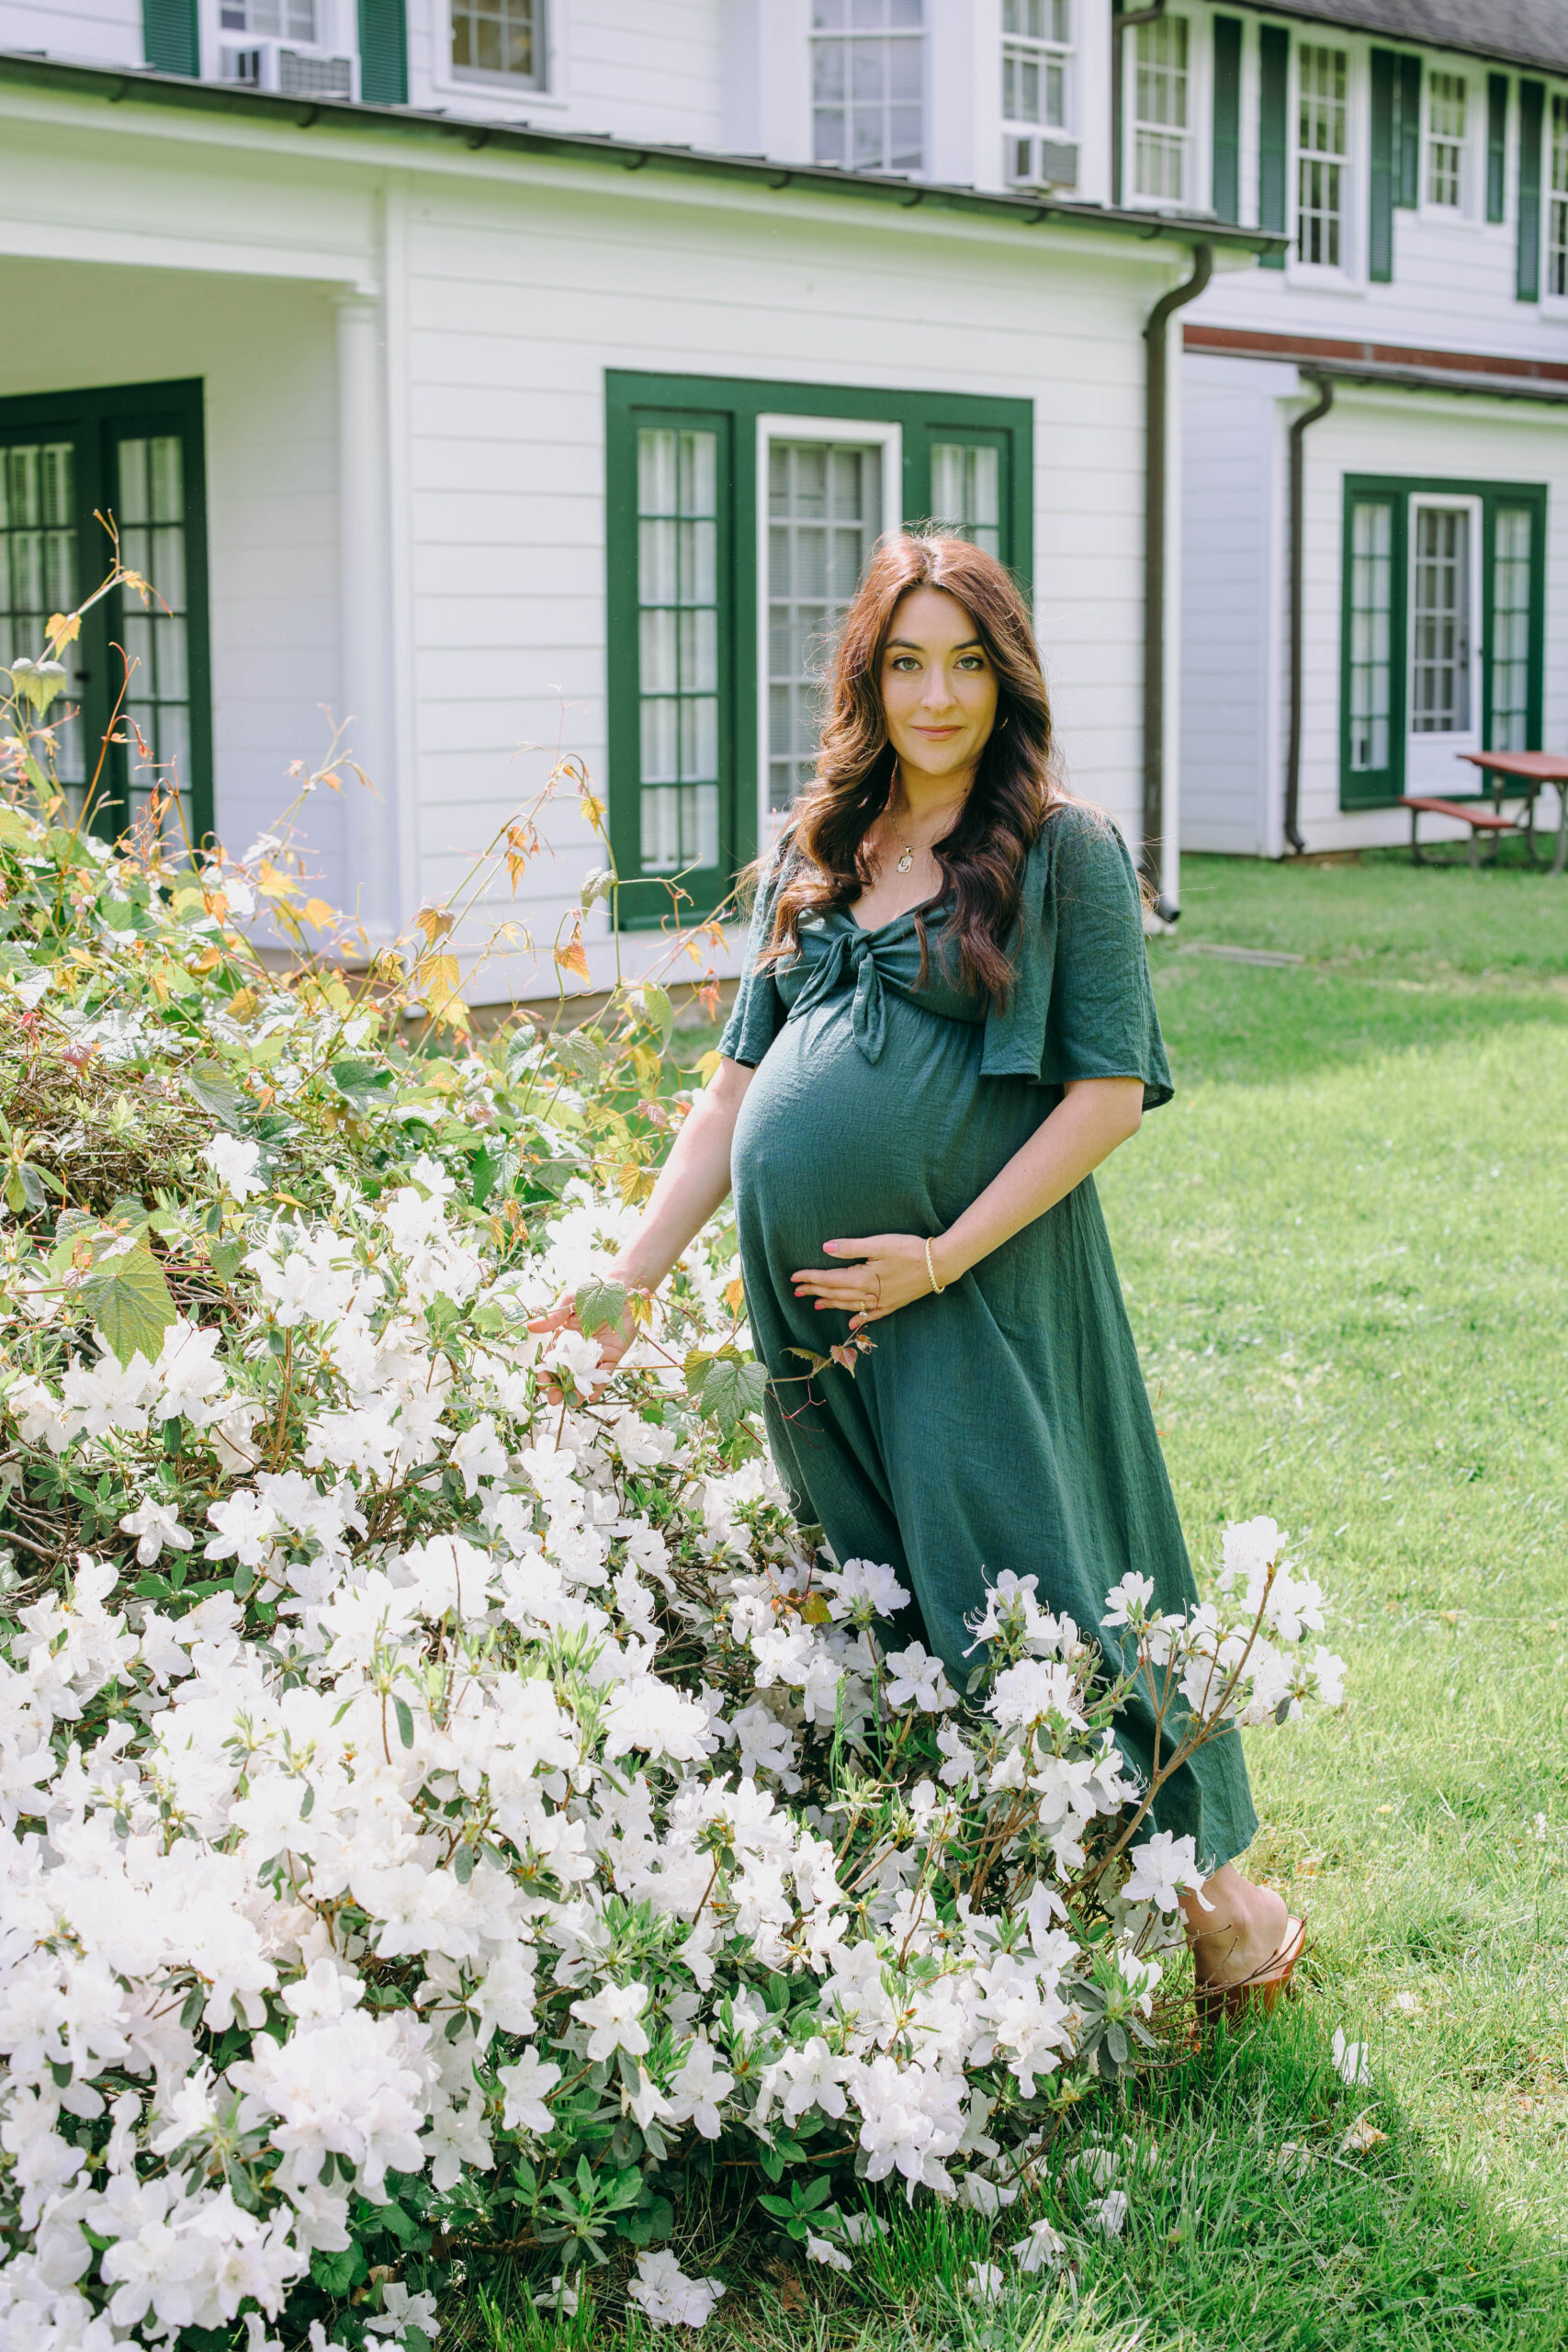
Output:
[1427, 69, 1467, 208]
[1296, 44, 1348, 267]
[1132, 17, 1190, 204]
[451, 0, 545, 85]
[1551, 94, 1568, 298]
[811, 0, 925, 175]
[1001, 0, 1070, 131]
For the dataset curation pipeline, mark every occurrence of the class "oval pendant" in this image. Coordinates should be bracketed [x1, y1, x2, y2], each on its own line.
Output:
[897, 848, 914, 873]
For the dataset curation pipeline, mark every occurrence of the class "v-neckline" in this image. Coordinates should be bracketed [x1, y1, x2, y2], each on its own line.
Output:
[841, 897, 948, 940]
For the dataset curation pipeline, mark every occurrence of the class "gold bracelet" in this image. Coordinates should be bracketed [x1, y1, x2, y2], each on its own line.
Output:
[924, 1238, 946, 1295]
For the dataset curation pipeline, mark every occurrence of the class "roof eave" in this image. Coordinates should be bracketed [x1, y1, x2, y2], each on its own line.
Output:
[0, 49, 1286, 258]
[1222, 0, 1567, 83]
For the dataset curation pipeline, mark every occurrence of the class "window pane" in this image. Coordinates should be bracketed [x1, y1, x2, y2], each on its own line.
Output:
[768, 439, 882, 815]
[811, 1, 924, 175]
[930, 442, 1001, 556]
[451, 0, 544, 85]
[0, 438, 85, 789]
[1348, 500, 1392, 773]
[636, 425, 721, 872]
[1490, 507, 1532, 752]
[117, 434, 196, 844]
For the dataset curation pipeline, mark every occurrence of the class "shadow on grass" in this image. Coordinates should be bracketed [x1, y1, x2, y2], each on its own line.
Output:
[466, 2004, 1563, 2352]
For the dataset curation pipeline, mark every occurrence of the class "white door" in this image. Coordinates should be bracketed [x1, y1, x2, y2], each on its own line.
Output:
[1405, 496, 1483, 792]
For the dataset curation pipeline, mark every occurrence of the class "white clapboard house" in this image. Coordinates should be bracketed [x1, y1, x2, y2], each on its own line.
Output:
[0, 4, 1561, 1001]
[1167, 2, 1568, 860]
[0, 0, 1276, 994]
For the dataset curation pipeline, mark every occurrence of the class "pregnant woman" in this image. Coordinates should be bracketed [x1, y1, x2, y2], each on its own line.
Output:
[536, 532, 1302, 2011]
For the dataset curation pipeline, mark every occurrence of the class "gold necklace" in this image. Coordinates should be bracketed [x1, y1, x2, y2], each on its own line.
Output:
[887, 795, 962, 876]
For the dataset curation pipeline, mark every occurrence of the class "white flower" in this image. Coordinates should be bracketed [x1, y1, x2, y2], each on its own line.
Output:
[448, 1415, 508, 1497]
[883, 1642, 955, 1713]
[120, 1497, 195, 1566]
[570, 1981, 651, 2062]
[1122, 1830, 1205, 1911]
[1330, 2030, 1372, 2087]
[1101, 1572, 1156, 1628]
[667, 2036, 735, 2139]
[496, 2047, 562, 2136]
[1011, 2216, 1066, 2273]
[806, 2232, 852, 2272]
[820, 1556, 910, 1622]
[540, 1329, 604, 1389]
[967, 2261, 1006, 2303]
[627, 2249, 725, 2330]
[1092, 2188, 1129, 2236]
[203, 1133, 265, 1203]
[365, 2282, 442, 2342]
[204, 1490, 279, 1569]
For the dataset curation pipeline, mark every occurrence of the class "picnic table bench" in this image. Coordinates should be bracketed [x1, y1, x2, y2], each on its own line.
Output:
[1399, 752, 1568, 875]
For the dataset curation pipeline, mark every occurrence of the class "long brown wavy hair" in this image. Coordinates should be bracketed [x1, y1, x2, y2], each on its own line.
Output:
[761, 531, 1058, 1005]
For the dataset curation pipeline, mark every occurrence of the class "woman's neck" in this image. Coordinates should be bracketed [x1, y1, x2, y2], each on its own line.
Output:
[890, 760, 975, 831]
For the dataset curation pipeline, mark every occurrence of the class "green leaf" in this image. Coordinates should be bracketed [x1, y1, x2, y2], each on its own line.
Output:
[470, 1144, 499, 1207]
[393, 1695, 415, 1749]
[330, 1056, 396, 1114]
[82, 1241, 176, 1367]
[210, 1238, 248, 1282]
[454, 1844, 475, 1883]
[697, 1355, 768, 1430]
[310, 2242, 368, 2296]
[575, 1275, 627, 1337]
[758, 2194, 795, 2222]
[633, 980, 674, 1042]
[185, 1058, 248, 1131]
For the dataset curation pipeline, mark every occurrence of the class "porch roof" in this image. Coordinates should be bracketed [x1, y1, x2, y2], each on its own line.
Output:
[0, 47, 1284, 263]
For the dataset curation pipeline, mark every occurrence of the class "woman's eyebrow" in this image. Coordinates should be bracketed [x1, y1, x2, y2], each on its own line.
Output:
[886, 636, 985, 651]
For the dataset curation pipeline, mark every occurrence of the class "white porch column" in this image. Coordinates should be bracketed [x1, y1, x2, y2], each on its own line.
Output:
[334, 291, 397, 938]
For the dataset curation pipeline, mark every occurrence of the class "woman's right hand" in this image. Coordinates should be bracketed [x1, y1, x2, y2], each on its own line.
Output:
[526, 1291, 639, 1393]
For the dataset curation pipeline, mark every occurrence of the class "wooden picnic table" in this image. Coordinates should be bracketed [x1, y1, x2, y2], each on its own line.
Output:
[1461, 751, 1568, 876]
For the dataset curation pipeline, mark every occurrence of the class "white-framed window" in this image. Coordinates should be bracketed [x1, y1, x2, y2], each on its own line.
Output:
[451, 0, 547, 89]
[1550, 94, 1568, 298]
[811, 0, 925, 177]
[1427, 67, 1468, 209]
[1131, 17, 1190, 205]
[757, 415, 899, 834]
[1002, 0, 1071, 133]
[1296, 41, 1348, 267]
[212, 0, 355, 93]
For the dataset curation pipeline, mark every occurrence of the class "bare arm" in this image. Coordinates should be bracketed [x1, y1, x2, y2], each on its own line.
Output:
[527, 1057, 754, 1367]
[791, 1076, 1145, 1328]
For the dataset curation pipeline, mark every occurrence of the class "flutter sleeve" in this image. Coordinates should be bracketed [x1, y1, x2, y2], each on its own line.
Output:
[979, 804, 1174, 1110]
[717, 839, 794, 1067]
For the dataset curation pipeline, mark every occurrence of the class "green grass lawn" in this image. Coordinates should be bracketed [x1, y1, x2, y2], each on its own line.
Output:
[482, 854, 1568, 2352]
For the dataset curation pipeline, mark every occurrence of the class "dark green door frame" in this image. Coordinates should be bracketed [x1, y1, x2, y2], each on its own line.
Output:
[0, 377, 213, 845]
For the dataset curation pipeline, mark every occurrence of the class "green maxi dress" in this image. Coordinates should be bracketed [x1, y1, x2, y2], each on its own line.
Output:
[719, 802, 1258, 1871]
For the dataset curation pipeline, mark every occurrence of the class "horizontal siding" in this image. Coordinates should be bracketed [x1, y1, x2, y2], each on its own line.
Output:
[0, 0, 143, 66]
[403, 0, 728, 147]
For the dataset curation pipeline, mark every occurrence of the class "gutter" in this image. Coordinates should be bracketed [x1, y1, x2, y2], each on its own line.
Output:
[1283, 375, 1334, 856]
[1142, 240, 1213, 915]
[0, 49, 1286, 256]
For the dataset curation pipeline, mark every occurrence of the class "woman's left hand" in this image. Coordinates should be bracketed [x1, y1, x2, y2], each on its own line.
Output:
[791, 1233, 951, 1330]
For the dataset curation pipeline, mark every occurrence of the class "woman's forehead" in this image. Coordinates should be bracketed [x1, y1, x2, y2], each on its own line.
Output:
[886, 585, 982, 649]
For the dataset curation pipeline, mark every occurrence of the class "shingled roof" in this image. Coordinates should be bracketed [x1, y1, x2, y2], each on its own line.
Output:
[1229, 1, 1568, 77]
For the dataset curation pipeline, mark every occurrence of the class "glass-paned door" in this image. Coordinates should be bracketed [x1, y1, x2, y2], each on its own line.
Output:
[0, 381, 210, 848]
[636, 424, 723, 876]
[0, 439, 86, 796]
[1347, 497, 1393, 780]
[1406, 497, 1481, 790]
[766, 438, 883, 822]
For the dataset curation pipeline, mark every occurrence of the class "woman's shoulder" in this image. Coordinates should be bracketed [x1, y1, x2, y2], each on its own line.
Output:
[1030, 797, 1141, 900]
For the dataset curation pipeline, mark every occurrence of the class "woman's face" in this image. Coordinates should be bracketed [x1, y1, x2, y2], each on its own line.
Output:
[879, 585, 1000, 788]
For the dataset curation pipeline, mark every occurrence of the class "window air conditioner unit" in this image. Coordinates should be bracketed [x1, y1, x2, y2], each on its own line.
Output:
[1005, 134, 1079, 191]
[220, 42, 355, 97]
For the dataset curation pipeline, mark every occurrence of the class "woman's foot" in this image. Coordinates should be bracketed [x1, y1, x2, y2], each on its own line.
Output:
[1179, 1865, 1305, 2018]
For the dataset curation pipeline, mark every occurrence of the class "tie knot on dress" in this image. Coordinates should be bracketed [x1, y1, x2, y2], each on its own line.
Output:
[786, 925, 897, 1062]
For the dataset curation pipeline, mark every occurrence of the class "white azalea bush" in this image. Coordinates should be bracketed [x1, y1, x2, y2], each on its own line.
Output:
[0, 781, 1347, 2350]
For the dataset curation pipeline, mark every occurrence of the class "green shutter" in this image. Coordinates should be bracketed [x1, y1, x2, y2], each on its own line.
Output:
[358, 0, 409, 105]
[1212, 17, 1242, 225]
[1258, 24, 1288, 270]
[1517, 80, 1544, 300]
[1339, 486, 1405, 810]
[1396, 54, 1421, 207]
[142, 0, 198, 75]
[1487, 74, 1508, 224]
[1369, 51, 1395, 283]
